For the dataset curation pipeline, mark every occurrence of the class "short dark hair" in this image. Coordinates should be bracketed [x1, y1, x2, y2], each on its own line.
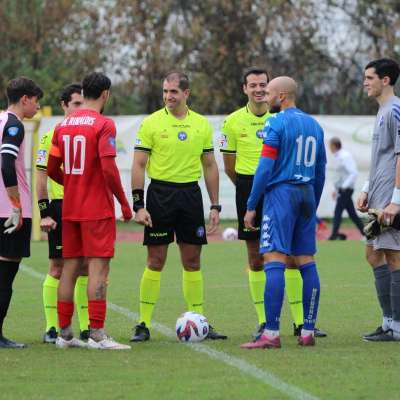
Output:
[365, 58, 400, 86]
[60, 83, 82, 106]
[6, 76, 43, 104]
[329, 137, 342, 150]
[242, 66, 270, 85]
[164, 71, 189, 91]
[82, 72, 111, 100]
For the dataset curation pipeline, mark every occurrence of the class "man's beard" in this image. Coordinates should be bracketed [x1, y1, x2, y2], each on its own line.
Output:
[269, 102, 281, 114]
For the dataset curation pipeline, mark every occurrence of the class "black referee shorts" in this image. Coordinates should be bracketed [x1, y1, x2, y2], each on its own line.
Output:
[144, 180, 207, 246]
[236, 174, 263, 241]
[48, 200, 62, 259]
[0, 217, 31, 258]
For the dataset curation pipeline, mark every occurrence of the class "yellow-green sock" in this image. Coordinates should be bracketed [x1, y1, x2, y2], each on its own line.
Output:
[182, 270, 204, 314]
[248, 269, 266, 325]
[74, 276, 89, 332]
[285, 268, 304, 327]
[43, 274, 59, 331]
[139, 267, 161, 327]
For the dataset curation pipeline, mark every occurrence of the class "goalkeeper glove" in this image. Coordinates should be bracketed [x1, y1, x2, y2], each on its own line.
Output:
[363, 209, 400, 240]
[4, 207, 22, 234]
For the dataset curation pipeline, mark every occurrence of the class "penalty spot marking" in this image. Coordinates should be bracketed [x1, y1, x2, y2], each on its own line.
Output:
[21, 264, 319, 400]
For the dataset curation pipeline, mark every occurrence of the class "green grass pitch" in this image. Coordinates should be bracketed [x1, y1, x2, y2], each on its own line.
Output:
[1, 239, 399, 399]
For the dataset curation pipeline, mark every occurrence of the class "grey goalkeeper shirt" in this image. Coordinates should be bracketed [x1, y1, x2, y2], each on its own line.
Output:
[368, 96, 400, 209]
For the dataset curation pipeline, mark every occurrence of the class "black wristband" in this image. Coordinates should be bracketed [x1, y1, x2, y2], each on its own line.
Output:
[210, 204, 222, 212]
[38, 199, 50, 218]
[132, 189, 145, 212]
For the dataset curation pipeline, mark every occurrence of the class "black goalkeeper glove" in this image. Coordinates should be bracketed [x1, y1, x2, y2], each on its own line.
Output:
[363, 209, 400, 240]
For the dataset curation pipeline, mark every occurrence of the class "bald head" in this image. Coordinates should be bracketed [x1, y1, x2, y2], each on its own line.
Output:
[268, 76, 298, 98]
[265, 76, 297, 112]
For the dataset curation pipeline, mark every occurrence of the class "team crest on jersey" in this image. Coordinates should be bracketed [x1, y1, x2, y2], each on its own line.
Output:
[7, 126, 19, 137]
[256, 129, 265, 139]
[379, 116, 384, 127]
[196, 226, 205, 237]
[108, 137, 116, 148]
[219, 134, 228, 149]
[36, 149, 47, 164]
[178, 131, 187, 141]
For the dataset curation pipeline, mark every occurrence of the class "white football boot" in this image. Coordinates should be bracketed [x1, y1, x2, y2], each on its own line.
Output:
[87, 337, 131, 350]
[55, 336, 87, 349]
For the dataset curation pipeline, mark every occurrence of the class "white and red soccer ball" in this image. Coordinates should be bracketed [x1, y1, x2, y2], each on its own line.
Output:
[176, 312, 209, 342]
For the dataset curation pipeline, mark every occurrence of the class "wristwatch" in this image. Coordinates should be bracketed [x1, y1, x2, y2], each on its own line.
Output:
[210, 205, 222, 212]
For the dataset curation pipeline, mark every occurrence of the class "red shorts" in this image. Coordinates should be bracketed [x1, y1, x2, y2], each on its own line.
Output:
[62, 218, 116, 258]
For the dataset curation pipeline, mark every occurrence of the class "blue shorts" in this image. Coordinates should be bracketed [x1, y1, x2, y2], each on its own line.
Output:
[260, 183, 316, 256]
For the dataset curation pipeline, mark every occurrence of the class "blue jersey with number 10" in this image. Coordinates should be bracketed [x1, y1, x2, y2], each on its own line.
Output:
[247, 107, 326, 211]
[263, 107, 326, 187]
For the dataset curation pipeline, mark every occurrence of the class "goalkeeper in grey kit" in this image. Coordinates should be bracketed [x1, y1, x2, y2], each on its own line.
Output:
[357, 58, 400, 342]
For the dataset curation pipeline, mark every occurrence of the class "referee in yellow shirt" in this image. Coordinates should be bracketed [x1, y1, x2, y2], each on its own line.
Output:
[221, 67, 327, 339]
[130, 71, 227, 342]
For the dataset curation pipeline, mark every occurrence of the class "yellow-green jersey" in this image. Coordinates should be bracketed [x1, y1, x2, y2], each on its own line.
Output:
[220, 105, 272, 175]
[134, 107, 214, 183]
[36, 129, 64, 200]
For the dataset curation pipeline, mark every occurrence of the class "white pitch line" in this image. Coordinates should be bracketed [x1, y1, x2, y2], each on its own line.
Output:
[20, 264, 319, 400]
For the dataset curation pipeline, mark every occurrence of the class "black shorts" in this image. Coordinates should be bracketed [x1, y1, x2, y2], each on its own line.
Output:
[144, 180, 207, 246]
[236, 174, 263, 241]
[48, 200, 62, 259]
[0, 218, 31, 258]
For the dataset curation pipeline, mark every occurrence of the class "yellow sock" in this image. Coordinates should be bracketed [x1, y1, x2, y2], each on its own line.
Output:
[182, 270, 204, 314]
[248, 270, 266, 325]
[43, 274, 59, 331]
[285, 268, 304, 327]
[74, 276, 89, 332]
[139, 267, 161, 327]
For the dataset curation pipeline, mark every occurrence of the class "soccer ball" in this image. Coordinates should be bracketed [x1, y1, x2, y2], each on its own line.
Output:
[222, 227, 238, 241]
[176, 312, 209, 342]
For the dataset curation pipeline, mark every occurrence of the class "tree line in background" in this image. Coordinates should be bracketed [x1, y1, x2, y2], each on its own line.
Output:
[0, 0, 399, 115]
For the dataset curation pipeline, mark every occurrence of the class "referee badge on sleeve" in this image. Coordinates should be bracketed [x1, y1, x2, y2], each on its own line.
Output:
[219, 134, 228, 149]
[36, 149, 47, 164]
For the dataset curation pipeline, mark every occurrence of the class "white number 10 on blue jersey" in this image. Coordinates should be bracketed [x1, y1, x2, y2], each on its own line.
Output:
[295, 135, 317, 167]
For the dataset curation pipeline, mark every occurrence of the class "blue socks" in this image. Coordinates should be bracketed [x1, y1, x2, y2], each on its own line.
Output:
[264, 262, 285, 331]
[299, 262, 320, 331]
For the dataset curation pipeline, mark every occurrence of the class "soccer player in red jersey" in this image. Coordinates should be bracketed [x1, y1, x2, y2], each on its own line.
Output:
[48, 72, 132, 350]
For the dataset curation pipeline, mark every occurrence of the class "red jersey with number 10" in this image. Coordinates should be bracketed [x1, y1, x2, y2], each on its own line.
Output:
[52, 109, 117, 221]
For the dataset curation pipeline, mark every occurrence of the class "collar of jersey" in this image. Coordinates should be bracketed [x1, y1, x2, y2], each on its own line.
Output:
[164, 106, 191, 119]
[245, 103, 268, 118]
[6, 109, 22, 121]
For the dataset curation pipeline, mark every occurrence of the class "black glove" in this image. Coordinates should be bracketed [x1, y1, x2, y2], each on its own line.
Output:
[364, 215, 382, 240]
[363, 209, 400, 240]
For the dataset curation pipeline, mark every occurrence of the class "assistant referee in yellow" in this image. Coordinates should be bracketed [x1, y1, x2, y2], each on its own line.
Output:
[130, 71, 227, 342]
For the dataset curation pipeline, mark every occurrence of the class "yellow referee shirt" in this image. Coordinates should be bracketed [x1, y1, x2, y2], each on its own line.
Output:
[220, 105, 272, 175]
[134, 107, 214, 183]
[36, 129, 64, 200]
